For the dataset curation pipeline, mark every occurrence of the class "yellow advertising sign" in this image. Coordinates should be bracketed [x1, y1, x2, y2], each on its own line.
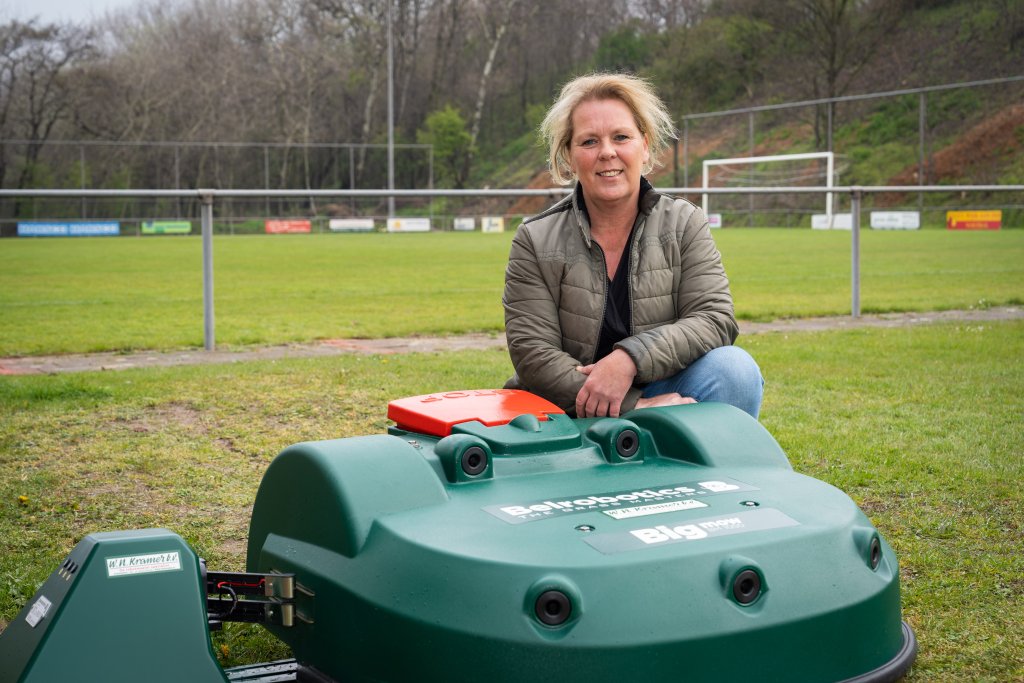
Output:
[946, 210, 1001, 230]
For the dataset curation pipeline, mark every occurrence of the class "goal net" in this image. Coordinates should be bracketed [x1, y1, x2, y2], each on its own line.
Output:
[701, 152, 843, 228]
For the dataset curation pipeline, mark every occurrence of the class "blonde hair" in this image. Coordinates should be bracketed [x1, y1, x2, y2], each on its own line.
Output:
[540, 73, 676, 186]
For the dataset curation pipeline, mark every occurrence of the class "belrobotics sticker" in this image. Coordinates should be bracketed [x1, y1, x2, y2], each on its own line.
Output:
[485, 478, 757, 525]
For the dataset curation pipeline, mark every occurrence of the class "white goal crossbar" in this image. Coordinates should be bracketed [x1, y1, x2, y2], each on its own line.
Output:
[702, 151, 834, 226]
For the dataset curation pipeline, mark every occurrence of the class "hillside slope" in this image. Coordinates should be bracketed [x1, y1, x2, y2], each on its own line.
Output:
[489, 2, 1023, 221]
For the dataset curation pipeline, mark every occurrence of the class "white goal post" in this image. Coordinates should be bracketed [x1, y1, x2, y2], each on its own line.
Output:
[702, 151, 835, 227]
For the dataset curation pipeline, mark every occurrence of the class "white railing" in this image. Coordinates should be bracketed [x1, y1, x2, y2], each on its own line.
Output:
[2, 184, 1022, 350]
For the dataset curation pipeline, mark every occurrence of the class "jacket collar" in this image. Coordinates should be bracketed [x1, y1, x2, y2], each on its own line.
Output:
[572, 176, 658, 247]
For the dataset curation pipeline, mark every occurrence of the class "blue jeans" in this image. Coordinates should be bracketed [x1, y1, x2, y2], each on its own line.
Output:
[640, 346, 764, 419]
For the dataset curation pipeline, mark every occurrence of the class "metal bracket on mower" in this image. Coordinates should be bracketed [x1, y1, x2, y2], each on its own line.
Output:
[204, 566, 298, 630]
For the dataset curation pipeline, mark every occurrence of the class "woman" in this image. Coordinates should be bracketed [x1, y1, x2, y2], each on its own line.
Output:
[503, 73, 763, 419]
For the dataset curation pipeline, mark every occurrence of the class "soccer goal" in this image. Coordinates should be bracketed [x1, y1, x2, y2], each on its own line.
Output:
[702, 152, 836, 228]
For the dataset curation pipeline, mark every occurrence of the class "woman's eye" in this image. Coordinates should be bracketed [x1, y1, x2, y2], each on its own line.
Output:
[580, 138, 596, 147]
[614, 134, 630, 142]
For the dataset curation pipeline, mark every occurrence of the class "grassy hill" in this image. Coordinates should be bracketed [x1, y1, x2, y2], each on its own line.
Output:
[474, 1, 1023, 227]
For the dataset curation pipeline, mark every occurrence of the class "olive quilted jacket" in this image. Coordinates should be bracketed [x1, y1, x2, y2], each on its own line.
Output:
[502, 182, 738, 413]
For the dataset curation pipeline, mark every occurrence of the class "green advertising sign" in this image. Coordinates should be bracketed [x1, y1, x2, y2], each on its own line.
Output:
[142, 221, 192, 235]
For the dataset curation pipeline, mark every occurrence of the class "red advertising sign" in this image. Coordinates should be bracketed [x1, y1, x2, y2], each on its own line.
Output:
[265, 219, 312, 234]
[946, 211, 1001, 230]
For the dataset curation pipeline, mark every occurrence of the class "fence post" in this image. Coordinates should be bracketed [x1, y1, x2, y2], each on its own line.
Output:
[748, 112, 755, 227]
[80, 146, 87, 217]
[200, 191, 216, 350]
[851, 188, 862, 318]
[918, 92, 927, 215]
[682, 119, 689, 191]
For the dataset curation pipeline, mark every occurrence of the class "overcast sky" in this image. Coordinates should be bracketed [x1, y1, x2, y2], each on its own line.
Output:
[4, 0, 144, 25]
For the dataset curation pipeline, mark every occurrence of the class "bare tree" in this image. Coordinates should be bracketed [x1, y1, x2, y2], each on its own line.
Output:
[467, 0, 521, 153]
[424, 0, 468, 113]
[994, 0, 1024, 49]
[629, 0, 708, 30]
[779, 0, 906, 145]
[0, 20, 93, 192]
[2, 0, 629, 197]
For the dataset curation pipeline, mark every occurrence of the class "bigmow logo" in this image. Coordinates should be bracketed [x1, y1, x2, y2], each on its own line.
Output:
[584, 508, 801, 555]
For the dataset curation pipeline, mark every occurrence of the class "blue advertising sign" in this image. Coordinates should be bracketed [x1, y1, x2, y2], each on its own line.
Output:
[17, 222, 121, 237]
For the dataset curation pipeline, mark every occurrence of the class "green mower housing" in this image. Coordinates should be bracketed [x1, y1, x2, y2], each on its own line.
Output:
[248, 391, 916, 682]
[0, 390, 916, 682]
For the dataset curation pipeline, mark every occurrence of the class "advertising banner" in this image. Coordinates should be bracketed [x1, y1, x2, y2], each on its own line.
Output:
[387, 217, 431, 232]
[17, 222, 120, 237]
[870, 212, 920, 230]
[481, 217, 505, 233]
[812, 214, 852, 230]
[453, 217, 476, 232]
[142, 221, 192, 234]
[946, 210, 1001, 230]
[266, 219, 312, 234]
[328, 218, 375, 232]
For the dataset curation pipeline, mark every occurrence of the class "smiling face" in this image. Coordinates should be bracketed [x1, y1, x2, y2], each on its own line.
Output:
[568, 97, 650, 213]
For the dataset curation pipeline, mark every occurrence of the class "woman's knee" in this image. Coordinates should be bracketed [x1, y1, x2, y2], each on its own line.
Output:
[641, 345, 764, 418]
[692, 346, 764, 418]
[702, 346, 763, 387]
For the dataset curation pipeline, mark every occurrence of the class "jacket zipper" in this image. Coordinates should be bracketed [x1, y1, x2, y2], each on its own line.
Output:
[627, 223, 638, 338]
[591, 241, 609, 365]
[624, 212, 645, 339]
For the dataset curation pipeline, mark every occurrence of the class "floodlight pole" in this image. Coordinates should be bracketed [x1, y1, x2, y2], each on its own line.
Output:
[850, 188, 862, 319]
[200, 191, 216, 350]
[386, 0, 395, 220]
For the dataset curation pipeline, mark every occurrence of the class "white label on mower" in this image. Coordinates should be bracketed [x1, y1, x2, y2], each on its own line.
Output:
[25, 595, 52, 628]
[485, 478, 756, 525]
[105, 551, 181, 578]
[584, 508, 800, 554]
[603, 498, 708, 520]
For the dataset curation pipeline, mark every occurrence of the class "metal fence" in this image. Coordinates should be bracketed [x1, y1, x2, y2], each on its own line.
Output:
[0, 140, 434, 228]
[674, 75, 1024, 226]
[3, 75, 1022, 233]
[676, 75, 1024, 185]
[3, 184, 1021, 352]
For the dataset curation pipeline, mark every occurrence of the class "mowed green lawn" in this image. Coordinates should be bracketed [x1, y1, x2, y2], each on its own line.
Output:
[1, 228, 1022, 355]
[0, 321, 1022, 680]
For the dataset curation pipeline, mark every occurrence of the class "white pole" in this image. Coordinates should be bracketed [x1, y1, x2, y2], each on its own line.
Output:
[702, 162, 709, 216]
[827, 151, 834, 228]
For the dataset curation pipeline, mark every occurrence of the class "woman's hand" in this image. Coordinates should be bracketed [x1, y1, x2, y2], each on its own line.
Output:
[575, 349, 637, 418]
[635, 393, 697, 409]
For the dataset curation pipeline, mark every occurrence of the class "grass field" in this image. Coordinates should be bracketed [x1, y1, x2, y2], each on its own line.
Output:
[1, 228, 1023, 680]
[0, 321, 1022, 680]
[1, 228, 1022, 356]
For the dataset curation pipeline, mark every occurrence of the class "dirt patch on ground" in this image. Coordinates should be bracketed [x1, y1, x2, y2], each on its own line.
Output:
[0, 307, 1018, 376]
[111, 401, 206, 434]
[878, 103, 1024, 206]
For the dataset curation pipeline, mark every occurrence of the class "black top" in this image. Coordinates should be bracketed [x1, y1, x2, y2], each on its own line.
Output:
[595, 232, 634, 361]
[578, 178, 655, 363]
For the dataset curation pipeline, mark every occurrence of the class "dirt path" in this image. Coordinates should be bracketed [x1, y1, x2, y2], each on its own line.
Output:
[0, 307, 1019, 376]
